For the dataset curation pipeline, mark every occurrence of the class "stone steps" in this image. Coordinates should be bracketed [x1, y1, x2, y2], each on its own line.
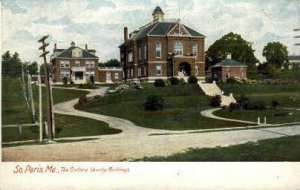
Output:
[198, 81, 236, 107]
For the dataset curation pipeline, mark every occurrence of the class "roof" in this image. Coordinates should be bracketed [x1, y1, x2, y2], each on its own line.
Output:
[152, 6, 164, 15]
[124, 21, 205, 43]
[212, 59, 247, 67]
[53, 47, 98, 59]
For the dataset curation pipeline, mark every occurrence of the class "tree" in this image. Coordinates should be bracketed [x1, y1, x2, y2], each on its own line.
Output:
[25, 61, 38, 75]
[100, 59, 120, 67]
[2, 51, 22, 77]
[206, 32, 259, 70]
[262, 41, 288, 69]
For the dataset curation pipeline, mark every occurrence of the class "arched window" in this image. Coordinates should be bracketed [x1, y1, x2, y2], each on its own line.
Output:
[155, 42, 161, 58]
[174, 42, 183, 56]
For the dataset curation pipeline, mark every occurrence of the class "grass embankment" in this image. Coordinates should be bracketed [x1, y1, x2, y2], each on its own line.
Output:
[216, 83, 300, 124]
[2, 77, 121, 143]
[137, 135, 300, 161]
[79, 83, 246, 130]
[273, 69, 300, 80]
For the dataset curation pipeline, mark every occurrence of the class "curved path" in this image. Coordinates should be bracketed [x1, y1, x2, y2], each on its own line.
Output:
[3, 88, 300, 161]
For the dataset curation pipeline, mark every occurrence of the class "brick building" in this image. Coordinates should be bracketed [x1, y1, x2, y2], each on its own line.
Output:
[119, 6, 206, 81]
[51, 42, 99, 84]
[211, 54, 248, 82]
[98, 67, 123, 83]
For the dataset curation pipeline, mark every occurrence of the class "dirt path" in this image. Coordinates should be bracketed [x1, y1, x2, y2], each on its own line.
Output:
[3, 88, 300, 161]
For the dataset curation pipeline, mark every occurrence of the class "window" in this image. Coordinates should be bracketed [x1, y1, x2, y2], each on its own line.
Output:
[192, 43, 198, 56]
[60, 60, 70, 68]
[72, 50, 82, 57]
[75, 61, 80, 67]
[131, 68, 134, 77]
[174, 42, 183, 56]
[144, 66, 147, 76]
[138, 68, 142, 77]
[138, 46, 142, 60]
[115, 73, 119, 80]
[144, 45, 147, 59]
[155, 65, 162, 75]
[60, 71, 70, 79]
[86, 71, 95, 78]
[155, 42, 161, 58]
[128, 52, 133, 62]
[85, 60, 95, 68]
[195, 65, 199, 76]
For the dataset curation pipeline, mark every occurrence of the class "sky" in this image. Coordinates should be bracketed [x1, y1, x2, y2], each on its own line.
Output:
[1, 0, 300, 63]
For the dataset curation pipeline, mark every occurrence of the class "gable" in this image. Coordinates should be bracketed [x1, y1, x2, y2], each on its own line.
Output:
[72, 47, 83, 57]
[167, 22, 191, 37]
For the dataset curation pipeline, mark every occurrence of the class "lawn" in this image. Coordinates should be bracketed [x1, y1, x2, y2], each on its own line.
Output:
[78, 83, 246, 130]
[136, 135, 300, 161]
[215, 109, 300, 124]
[273, 69, 300, 80]
[2, 114, 121, 142]
[2, 77, 121, 142]
[219, 83, 300, 108]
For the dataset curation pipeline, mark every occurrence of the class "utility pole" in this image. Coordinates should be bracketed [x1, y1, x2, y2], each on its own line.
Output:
[38, 35, 55, 141]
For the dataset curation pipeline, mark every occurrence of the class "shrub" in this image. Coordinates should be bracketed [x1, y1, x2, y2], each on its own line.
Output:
[205, 77, 213, 83]
[229, 102, 241, 111]
[272, 100, 279, 108]
[210, 95, 221, 107]
[144, 95, 164, 111]
[154, 79, 166, 87]
[237, 94, 249, 107]
[243, 101, 266, 110]
[74, 95, 87, 108]
[226, 77, 241, 84]
[188, 76, 198, 84]
[63, 77, 68, 85]
[115, 84, 130, 93]
[169, 77, 180, 85]
[179, 78, 186, 84]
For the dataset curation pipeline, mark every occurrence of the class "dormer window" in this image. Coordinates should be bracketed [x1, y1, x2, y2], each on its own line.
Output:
[72, 48, 82, 57]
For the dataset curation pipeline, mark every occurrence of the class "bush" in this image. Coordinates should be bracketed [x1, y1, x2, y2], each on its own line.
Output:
[210, 95, 221, 107]
[63, 77, 68, 85]
[188, 76, 198, 84]
[237, 94, 249, 107]
[169, 77, 180, 85]
[272, 100, 279, 108]
[205, 77, 213, 83]
[144, 95, 164, 111]
[74, 95, 87, 108]
[229, 102, 241, 111]
[226, 77, 242, 84]
[115, 84, 130, 93]
[243, 101, 266, 110]
[179, 78, 186, 84]
[154, 79, 166, 87]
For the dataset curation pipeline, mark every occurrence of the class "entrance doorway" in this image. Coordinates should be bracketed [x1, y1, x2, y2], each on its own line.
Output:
[179, 62, 191, 76]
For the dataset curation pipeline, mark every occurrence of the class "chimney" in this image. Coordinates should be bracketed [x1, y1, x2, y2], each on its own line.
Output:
[54, 43, 57, 50]
[85, 44, 88, 50]
[124, 27, 128, 42]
